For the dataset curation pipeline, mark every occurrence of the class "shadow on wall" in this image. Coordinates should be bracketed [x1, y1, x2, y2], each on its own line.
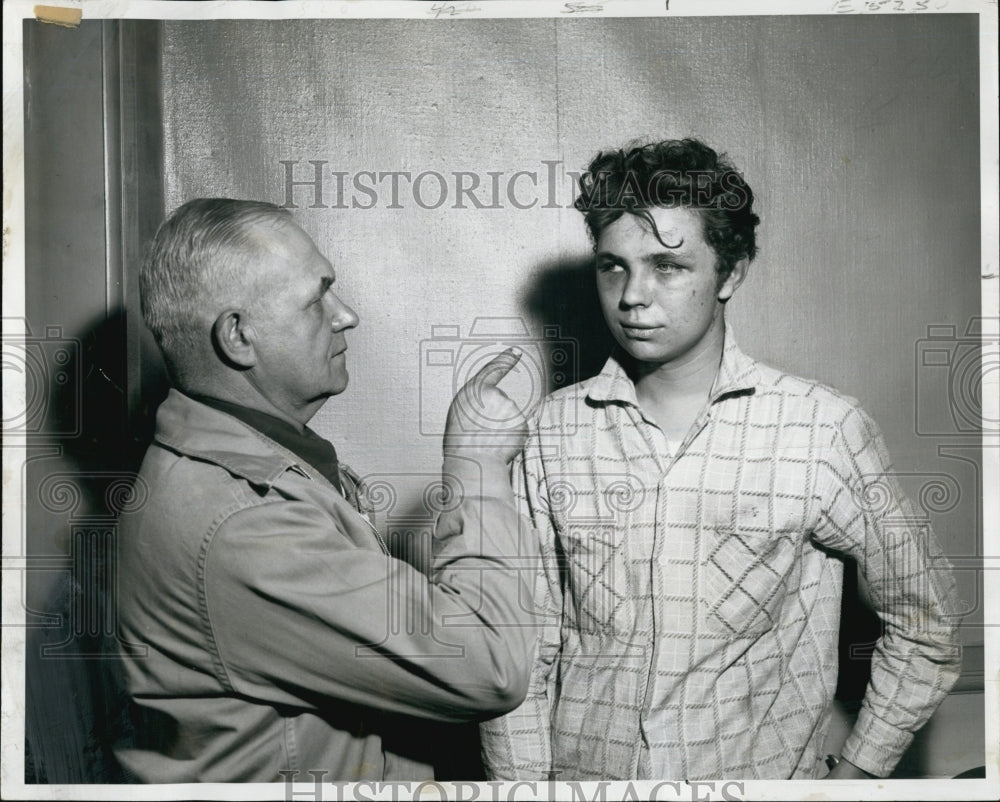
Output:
[25, 309, 169, 783]
[520, 255, 615, 391]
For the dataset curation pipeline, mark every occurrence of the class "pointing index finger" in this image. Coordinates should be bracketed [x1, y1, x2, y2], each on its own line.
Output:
[472, 347, 523, 388]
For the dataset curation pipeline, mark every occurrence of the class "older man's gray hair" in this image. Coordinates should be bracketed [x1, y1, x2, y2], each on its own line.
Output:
[140, 198, 292, 383]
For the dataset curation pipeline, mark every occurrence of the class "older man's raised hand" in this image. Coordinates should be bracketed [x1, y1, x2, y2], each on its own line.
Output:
[443, 347, 531, 465]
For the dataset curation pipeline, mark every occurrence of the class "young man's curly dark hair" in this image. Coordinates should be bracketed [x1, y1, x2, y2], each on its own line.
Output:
[574, 138, 760, 282]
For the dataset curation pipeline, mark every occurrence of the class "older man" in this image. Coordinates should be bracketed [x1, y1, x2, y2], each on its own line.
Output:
[480, 139, 962, 780]
[115, 199, 535, 782]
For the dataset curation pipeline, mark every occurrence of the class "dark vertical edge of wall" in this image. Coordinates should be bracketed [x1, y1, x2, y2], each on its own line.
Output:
[116, 20, 168, 435]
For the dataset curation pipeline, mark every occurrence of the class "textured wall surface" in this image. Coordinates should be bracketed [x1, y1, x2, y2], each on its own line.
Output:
[160, 16, 983, 644]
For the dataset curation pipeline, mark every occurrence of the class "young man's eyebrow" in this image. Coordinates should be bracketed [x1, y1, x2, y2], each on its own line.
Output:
[639, 249, 688, 265]
[595, 247, 689, 265]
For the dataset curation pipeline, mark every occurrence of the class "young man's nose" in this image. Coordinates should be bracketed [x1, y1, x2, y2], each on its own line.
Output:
[620, 268, 652, 308]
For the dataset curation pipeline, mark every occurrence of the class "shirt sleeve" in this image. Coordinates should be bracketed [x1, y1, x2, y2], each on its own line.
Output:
[812, 403, 963, 777]
[201, 452, 538, 723]
[480, 428, 563, 780]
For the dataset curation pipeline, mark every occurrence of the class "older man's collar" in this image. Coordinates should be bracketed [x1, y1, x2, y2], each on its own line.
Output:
[153, 389, 303, 490]
[586, 322, 760, 406]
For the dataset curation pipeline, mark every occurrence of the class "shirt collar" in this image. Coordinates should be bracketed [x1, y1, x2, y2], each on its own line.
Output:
[189, 394, 343, 493]
[586, 321, 760, 407]
[152, 389, 307, 490]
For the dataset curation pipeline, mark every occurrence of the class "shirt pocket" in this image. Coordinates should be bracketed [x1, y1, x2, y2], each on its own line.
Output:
[559, 523, 633, 639]
[701, 524, 799, 640]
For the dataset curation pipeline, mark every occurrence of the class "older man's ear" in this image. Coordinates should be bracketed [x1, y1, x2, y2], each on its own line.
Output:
[212, 310, 257, 369]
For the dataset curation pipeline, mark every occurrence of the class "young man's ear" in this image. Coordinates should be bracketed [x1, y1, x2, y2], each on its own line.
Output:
[212, 310, 257, 369]
[717, 258, 749, 303]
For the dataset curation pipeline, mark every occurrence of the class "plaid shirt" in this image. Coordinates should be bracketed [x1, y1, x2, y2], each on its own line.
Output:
[480, 326, 961, 780]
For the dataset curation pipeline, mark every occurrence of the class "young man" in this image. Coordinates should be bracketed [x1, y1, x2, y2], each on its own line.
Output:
[116, 199, 535, 781]
[480, 139, 961, 780]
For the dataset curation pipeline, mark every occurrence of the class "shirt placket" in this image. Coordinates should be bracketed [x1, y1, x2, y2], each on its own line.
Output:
[629, 400, 718, 779]
[617, 402, 668, 778]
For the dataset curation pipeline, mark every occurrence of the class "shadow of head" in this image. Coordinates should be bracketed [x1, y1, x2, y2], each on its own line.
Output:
[49, 308, 170, 484]
[519, 255, 614, 389]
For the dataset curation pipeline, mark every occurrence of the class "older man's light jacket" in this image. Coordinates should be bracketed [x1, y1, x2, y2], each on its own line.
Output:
[115, 390, 535, 782]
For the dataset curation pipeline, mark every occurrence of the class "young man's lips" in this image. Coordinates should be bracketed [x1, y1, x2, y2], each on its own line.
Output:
[621, 323, 662, 333]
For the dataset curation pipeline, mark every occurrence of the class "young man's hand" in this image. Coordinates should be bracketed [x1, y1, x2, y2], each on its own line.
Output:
[443, 347, 530, 464]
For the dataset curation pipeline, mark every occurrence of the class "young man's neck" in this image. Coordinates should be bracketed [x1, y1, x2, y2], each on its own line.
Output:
[633, 314, 726, 407]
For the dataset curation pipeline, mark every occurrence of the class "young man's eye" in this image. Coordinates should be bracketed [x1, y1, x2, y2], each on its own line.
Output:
[597, 263, 625, 274]
[655, 261, 680, 273]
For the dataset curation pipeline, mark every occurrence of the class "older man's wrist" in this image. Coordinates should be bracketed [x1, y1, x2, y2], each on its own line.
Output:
[443, 451, 513, 500]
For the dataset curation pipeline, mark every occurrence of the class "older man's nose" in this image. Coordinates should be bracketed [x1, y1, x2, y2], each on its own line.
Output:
[331, 296, 359, 331]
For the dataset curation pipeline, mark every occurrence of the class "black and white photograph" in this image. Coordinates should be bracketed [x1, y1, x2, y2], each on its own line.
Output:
[2, 1, 997, 800]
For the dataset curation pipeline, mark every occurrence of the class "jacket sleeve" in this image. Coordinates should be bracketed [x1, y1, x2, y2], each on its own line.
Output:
[812, 403, 962, 777]
[479, 428, 564, 779]
[201, 452, 537, 723]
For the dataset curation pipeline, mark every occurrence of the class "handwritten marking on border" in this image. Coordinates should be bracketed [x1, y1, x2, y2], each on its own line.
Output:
[832, 0, 949, 11]
[427, 3, 483, 18]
